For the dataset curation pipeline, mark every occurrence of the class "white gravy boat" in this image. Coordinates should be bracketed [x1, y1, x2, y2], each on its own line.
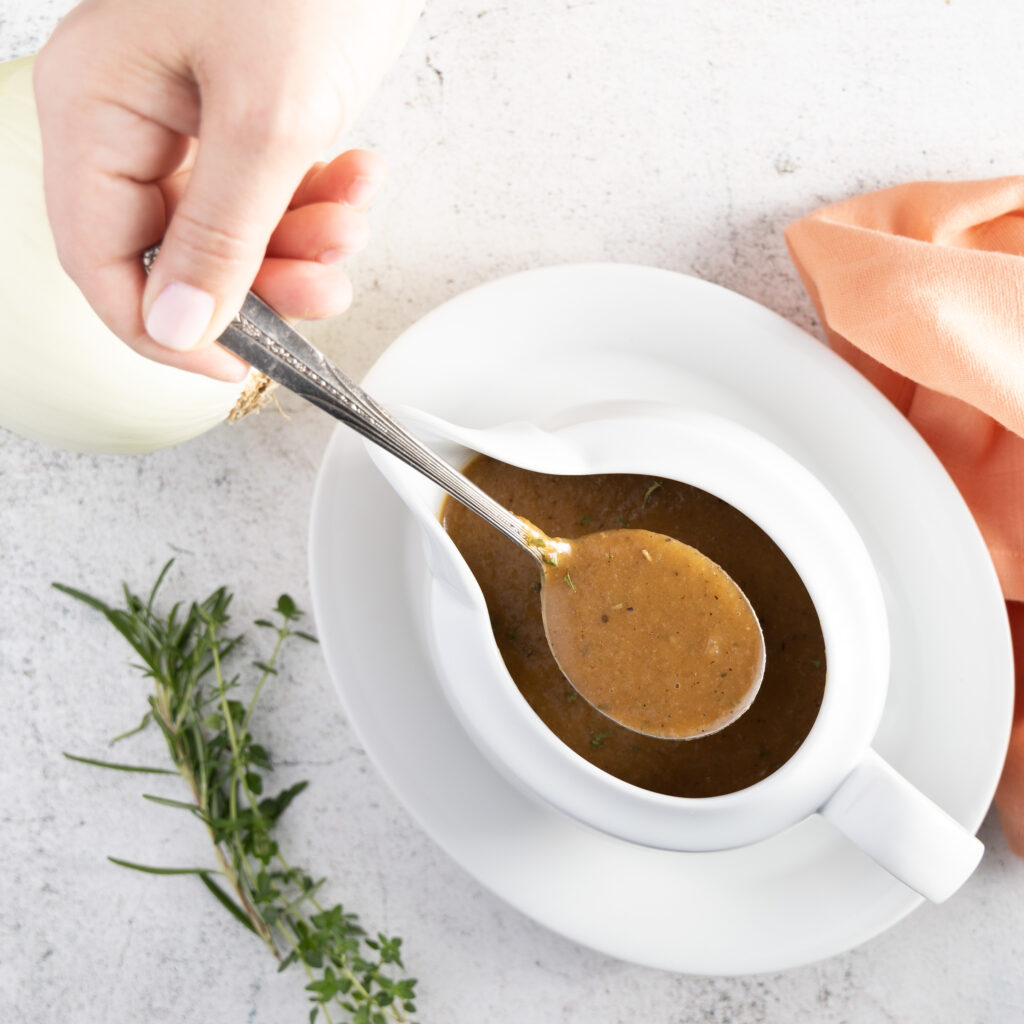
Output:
[367, 399, 984, 904]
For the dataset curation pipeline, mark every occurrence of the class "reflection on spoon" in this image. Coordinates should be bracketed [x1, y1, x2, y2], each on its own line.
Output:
[521, 521, 766, 740]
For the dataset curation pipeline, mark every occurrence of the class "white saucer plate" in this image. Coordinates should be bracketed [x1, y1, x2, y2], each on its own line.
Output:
[308, 264, 1013, 975]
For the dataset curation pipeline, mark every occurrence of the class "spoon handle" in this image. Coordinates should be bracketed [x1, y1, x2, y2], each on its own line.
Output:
[142, 249, 537, 555]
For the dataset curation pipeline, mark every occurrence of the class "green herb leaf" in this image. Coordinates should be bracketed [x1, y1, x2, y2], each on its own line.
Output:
[199, 873, 259, 935]
[641, 480, 663, 507]
[52, 581, 111, 615]
[109, 710, 153, 745]
[142, 793, 207, 815]
[107, 857, 212, 876]
[62, 752, 175, 775]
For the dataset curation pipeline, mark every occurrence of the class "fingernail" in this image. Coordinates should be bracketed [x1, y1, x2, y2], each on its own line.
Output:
[145, 282, 216, 351]
[344, 174, 382, 207]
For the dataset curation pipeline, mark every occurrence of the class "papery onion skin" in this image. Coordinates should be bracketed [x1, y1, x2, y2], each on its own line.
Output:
[0, 56, 262, 455]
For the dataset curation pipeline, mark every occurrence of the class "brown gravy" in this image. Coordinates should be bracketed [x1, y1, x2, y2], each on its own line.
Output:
[540, 528, 765, 738]
[441, 458, 827, 798]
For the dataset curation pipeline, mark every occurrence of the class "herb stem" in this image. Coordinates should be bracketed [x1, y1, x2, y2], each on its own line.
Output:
[183, 747, 275, 951]
[241, 626, 287, 742]
[206, 616, 286, 947]
[209, 623, 242, 800]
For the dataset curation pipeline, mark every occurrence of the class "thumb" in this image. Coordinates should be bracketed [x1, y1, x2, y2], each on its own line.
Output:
[142, 104, 318, 356]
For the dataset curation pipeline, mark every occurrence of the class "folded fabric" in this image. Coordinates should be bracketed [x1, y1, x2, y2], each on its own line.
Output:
[785, 177, 1024, 854]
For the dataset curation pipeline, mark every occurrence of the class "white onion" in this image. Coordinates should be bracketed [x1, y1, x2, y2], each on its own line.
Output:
[0, 56, 266, 455]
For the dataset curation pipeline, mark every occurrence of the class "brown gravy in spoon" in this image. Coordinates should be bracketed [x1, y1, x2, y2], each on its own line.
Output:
[540, 528, 765, 738]
[440, 458, 826, 798]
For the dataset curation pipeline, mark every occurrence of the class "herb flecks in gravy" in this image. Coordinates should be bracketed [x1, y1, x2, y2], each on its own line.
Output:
[540, 528, 765, 739]
[441, 458, 827, 798]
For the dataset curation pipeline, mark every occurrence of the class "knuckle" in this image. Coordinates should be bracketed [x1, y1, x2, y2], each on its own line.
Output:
[217, 82, 340, 154]
[168, 206, 250, 266]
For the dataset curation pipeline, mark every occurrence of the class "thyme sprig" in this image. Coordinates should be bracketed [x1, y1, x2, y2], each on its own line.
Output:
[55, 562, 417, 1024]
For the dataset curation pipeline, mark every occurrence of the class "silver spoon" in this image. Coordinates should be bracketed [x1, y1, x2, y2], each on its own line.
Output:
[144, 250, 765, 739]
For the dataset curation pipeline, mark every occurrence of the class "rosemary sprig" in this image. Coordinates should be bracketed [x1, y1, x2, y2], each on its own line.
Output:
[55, 561, 417, 1024]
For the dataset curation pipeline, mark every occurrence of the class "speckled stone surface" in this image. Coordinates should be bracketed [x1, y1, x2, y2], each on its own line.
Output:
[3, 2, 1024, 1021]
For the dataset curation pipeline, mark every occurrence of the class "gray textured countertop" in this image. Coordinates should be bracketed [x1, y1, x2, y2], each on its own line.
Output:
[3, 2, 1024, 1021]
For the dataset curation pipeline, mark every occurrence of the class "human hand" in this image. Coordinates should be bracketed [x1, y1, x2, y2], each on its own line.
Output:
[33, 0, 424, 381]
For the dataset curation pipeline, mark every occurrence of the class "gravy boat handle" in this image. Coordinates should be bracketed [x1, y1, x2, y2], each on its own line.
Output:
[820, 748, 983, 902]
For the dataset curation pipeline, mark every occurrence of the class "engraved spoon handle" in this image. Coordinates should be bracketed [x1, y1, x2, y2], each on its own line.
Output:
[142, 248, 539, 556]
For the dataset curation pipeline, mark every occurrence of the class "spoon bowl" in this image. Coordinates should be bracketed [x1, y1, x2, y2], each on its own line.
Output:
[538, 526, 767, 739]
[490, 506, 767, 740]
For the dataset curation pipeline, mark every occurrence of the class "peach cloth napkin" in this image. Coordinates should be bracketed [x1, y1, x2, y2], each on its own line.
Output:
[785, 176, 1024, 854]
